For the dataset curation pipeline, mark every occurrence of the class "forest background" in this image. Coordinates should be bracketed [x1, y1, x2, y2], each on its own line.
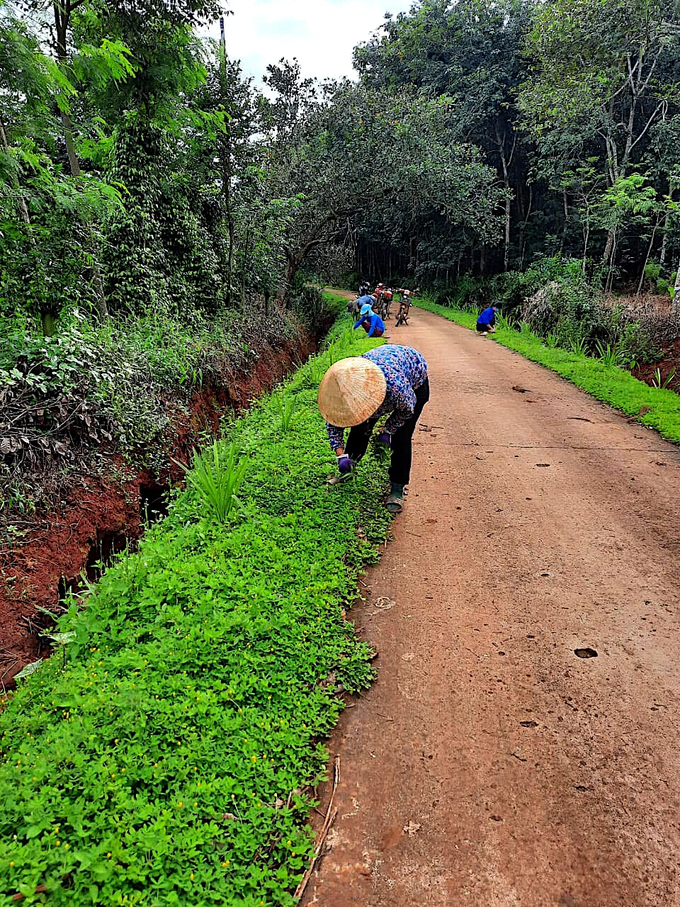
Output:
[3, 0, 680, 518]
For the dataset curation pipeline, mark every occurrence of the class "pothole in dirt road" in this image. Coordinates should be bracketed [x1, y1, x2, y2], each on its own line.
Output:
[574, 647, 598, 659]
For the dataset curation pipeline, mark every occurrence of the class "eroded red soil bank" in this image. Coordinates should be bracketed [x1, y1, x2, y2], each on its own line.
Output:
[0, 333, 316, 686]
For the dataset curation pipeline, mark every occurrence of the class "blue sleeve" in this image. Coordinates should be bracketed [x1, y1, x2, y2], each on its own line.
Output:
[367, 315, 379, 337]
[327, 424, 345, 450]
[353, 319, 362, 330]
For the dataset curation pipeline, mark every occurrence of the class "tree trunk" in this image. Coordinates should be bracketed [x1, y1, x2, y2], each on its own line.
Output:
[504, 197, 511, 271]
[494, 122, 513, 272]
[636, 219, 659, 297]
[602, 229, 616, 268]
[672, 255, 680, 317]
[606, 233, 617, 293]
[241, 229, 251, 307]
[582, 220, 590, 273]
[660, 209, 671, 267]
[217, 41, 235, 308]
[560, 189, 569, 255]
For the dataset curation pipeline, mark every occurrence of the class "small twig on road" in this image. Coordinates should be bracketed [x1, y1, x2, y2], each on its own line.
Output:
[295, 757, 340, 902]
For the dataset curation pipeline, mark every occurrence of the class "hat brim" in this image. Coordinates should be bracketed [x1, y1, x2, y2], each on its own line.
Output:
[318, 357, 387, 427]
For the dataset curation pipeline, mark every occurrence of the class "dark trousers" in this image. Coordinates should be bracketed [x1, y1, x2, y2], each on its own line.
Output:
[345, 379, 430, 486]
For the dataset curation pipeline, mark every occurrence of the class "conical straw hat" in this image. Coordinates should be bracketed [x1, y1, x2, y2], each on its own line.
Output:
[318, 357, 387, 427]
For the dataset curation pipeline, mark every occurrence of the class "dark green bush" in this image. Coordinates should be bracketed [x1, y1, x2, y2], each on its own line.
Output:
[448, 256, 665, 366]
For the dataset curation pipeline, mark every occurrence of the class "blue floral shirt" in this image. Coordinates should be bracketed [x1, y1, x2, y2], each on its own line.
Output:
[326, 345, 429, 450]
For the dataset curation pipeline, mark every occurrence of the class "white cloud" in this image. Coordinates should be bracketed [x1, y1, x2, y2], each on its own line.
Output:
[206, 0, 414, 86]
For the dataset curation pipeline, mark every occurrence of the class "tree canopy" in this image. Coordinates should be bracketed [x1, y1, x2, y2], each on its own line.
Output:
[3, 0, 680, 336]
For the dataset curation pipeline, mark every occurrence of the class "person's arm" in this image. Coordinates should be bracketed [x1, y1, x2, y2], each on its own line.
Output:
[367, 315, 379, 337]
[353, 318, 363, 330]
[327, 423, 345, 451]
[327, 424, 354, 470]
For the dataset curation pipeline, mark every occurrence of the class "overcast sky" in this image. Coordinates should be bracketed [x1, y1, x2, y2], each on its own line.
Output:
[207, 0, 415, 86]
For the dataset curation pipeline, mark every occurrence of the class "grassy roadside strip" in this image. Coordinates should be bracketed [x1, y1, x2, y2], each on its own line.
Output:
[416, 298, 680, 444]
[0, 305, 390, 907]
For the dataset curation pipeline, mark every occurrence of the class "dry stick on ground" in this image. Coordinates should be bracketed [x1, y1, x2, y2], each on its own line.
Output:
[294, 756, 340, 902]
[12, 884, 48, 902]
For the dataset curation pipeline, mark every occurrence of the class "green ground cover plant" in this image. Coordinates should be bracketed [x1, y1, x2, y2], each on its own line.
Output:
[0, 311, 390, 906]
[416, 297, 680, 443]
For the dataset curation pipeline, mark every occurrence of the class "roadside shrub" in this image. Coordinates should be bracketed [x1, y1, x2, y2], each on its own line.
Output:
[452, 256, 665, 366]
[0, 305, 306, 518]
[290, 287, 343, 336]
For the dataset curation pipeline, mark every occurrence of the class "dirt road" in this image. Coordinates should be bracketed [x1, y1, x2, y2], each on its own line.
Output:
[305, 305, 680, 907]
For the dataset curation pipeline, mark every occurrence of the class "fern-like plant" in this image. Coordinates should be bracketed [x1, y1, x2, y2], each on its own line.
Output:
[652, 367, 677, 389]
[275, 395, 305, 432]
[180, 442, 247, 523]
[595, 339, 621, 367]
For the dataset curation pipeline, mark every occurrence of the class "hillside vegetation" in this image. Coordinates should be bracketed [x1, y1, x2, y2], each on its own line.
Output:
[0, 322, 391, 906]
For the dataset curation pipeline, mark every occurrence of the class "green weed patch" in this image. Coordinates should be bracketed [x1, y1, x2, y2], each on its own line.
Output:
[416, 299, 680, 444]
[0, 315, 389, 906]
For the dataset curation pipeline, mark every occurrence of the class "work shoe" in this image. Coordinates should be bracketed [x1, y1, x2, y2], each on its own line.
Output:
[385, 483, 404, 513]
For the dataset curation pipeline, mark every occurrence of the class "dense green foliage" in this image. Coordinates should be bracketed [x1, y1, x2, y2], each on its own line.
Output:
[0, 0, 509, 337]
[0, 318, 391, 906]
[6, 0, 680, 338]
[352, 0, 680, 292]
[0, 303, 310, 517]
[416, 296, 680, 441]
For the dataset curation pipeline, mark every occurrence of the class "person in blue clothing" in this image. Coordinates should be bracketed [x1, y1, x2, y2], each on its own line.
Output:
[476, 301, 501, 334]
[354, 303, 385, 338]
[356, 292, 376, 310]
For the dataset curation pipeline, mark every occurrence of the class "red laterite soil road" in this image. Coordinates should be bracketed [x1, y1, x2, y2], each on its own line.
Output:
[304, 302, 680, 907]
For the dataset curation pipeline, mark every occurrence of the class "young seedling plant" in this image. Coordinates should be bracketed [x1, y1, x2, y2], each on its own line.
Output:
[177, 440, 247, 523]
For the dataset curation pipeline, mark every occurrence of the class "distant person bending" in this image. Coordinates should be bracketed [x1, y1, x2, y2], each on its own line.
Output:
[354, 303, 385, 338]
[476, 301, 500, 335]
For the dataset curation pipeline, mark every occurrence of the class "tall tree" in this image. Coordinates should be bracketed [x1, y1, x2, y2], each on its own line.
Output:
[520, 0, 680, 269]
[355, 0, 533, 272]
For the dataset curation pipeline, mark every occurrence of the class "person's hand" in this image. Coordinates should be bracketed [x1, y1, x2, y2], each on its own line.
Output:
[377, 432, 392, 447]
[337, 455, 356, 474]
